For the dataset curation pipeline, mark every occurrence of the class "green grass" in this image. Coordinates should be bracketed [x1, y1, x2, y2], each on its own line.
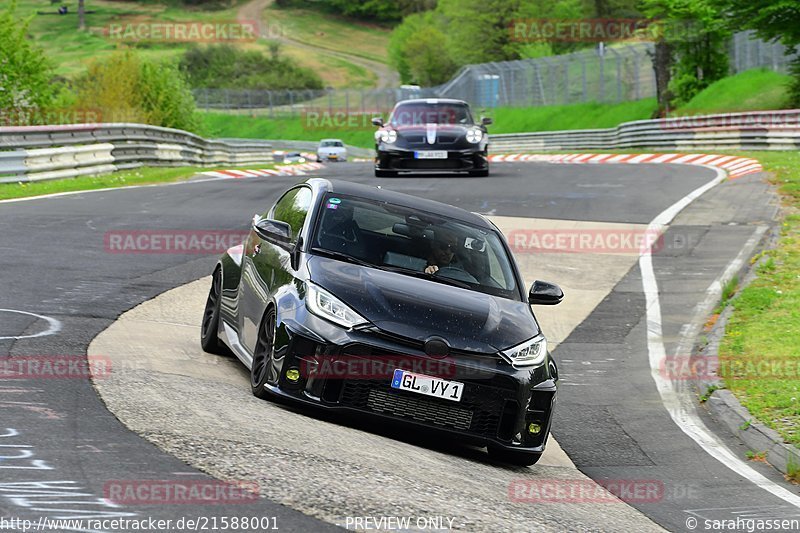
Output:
[678, 69, 792, 114]
[18, 0, 244, 77]
[264, 4, 392, 64]
[16, 0, 386, 88]
[0, 163, 277, 201]
[717, 151, 800, 448]
[200, 111, 377, 148]
[484, 99, 658, 133]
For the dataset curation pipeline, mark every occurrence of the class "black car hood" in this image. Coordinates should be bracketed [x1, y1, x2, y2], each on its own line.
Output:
[394, 124, 470, 137]
[307, 256, 538, 353]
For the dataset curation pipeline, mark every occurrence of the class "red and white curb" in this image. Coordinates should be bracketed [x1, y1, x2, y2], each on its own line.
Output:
[199, 162, 325, 179]
[488, 153, 763, 179]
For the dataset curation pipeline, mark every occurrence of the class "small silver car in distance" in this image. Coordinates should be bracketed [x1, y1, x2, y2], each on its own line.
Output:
[317, 139, 348, 162]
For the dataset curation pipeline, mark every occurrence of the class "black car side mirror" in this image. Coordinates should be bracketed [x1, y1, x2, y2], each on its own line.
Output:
[528, 280, 563, 305]
[371, 117, 384, 127]
[254, 218, 291, 243]
[481, 116, 493, 126]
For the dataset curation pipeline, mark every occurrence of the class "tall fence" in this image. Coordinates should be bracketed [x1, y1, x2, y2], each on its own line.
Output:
[196, 32, 797, 114]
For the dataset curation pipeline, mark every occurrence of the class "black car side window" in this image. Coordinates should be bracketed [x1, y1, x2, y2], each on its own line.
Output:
[270, 187, 313, 244]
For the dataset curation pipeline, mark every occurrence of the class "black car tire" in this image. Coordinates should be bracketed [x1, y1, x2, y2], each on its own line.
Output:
[251, 307, 277, 400]
[200, 268, 225, 355]
[375, 169, 398, 177]
[488, 447, 542, 466]
[469, 169, 490, 177]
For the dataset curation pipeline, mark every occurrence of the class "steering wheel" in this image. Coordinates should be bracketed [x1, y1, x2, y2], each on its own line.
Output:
[435, 266, 478, 284]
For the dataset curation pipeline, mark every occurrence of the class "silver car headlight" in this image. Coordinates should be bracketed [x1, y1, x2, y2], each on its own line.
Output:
[375, 129, 398, 144]
[500, 335, 547, 367]
[306, 283, 368, 329]
[466, 127, 483, 144]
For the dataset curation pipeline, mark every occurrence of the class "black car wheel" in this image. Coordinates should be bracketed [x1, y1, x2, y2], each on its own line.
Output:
[375, 169, 398, 177]
[488, 447, 541, 466]
[469, 169, 490, 177]
[251, 307, 277, 400]
[200, 268, 224, 354]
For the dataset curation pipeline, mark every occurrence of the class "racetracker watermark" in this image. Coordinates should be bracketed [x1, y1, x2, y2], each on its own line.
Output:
[509, 479, 664, 503]
[0, 108, 102, 127]
[660, 355, 800, 381]
[103, 480, 259, 505]
[508, 228, 665, 254]
[105, 20, 260, 43]
[300, 355, 458, 380]
[0, 356, 111, 380]
[660, 111, 800, 131]
[104, 231, 248, 255]
[509, 18, 703, 43]
[302, 109, 387, 132]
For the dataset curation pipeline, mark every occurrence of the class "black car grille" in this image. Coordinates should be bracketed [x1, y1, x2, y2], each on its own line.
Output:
[337, 378, 514, 439]
[398, 158, 462, 170]
[367, 389, 473, 430]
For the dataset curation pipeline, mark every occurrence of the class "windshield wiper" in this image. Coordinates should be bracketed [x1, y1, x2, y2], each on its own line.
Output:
[379, 264, 471, 289]
[310, 248, 374, 268]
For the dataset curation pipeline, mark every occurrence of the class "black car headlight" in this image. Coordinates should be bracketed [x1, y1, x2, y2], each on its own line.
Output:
[466, 127, 483, 144]
[375, 129, 398, 144]
[306, 283, 369, 328]
[500, 335, 547, 367]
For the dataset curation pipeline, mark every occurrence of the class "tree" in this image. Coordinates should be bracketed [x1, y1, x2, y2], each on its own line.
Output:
[0, 1, 55, 120]
[76, 52, 199, 131]
[404, 26, 457, 85]
[640, 0, 730, 113]
[78, 0, 85, 30]
[711, 0, 800, 106]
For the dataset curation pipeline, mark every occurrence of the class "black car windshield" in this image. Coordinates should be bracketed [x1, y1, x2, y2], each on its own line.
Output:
[320, 140, 344, 147]
[311, 193, 520, 300]
[390, 102, 473, 126]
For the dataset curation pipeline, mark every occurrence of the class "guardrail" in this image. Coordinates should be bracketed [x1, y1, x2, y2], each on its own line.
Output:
[0, 123, 276, 183]
[489, 110, 800, 153]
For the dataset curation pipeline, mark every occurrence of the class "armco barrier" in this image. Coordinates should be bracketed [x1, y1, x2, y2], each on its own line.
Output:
[0, 123, 277, 183]
[489, 109, 800, 153]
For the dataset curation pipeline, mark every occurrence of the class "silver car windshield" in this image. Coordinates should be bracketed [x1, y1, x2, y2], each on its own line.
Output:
[311, 194, 519, 300]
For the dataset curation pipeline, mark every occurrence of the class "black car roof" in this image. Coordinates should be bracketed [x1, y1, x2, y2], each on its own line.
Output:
[307, 178, 492, 229]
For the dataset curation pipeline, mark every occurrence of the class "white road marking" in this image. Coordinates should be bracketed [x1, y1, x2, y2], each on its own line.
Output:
[640, 165, 800, 507]
[0, 309, 62, 340]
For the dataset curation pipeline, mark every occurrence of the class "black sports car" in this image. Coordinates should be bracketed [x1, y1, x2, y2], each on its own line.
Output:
[372, 99, 492, 178]
[201, 179, 563, 465]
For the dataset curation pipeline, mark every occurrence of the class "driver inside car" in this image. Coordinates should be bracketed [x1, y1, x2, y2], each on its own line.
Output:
[424, 227, 461, 274]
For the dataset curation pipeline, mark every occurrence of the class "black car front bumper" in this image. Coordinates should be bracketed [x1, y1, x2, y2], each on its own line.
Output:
[267, 314, 557, 456]
[375, 147, 489, 173]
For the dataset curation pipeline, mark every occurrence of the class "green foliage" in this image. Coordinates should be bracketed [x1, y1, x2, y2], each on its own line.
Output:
[788, 59, 800, 108]
[179, 44, 323, 91]
[275, 0, 434, 21]
[390, 0, 644, 85]
[640, 0, 730, 108]
[0, 1, 55, 115]
[76, 51, 199, 131]
[395, 13, 457, 85]
[711, 0, 800, 107]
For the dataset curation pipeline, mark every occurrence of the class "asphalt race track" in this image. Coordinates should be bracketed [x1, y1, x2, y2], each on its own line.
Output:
[1, 161, 798, 532]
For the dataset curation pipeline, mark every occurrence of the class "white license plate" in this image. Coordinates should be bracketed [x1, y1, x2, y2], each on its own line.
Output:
[390, 370, 463, 402]
[414, 151, 448, 159]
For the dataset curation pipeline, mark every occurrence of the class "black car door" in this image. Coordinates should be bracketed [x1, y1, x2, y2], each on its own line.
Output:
[240, 186, 314, 354]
